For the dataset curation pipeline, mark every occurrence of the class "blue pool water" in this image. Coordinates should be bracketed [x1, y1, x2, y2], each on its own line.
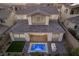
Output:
[30, 43, 47, 52]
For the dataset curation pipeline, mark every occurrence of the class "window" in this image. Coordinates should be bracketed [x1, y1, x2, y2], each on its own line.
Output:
[70, 10, 74, 14]
[20, 34, 25, 38]
[14, 34, 19, 38]
[52, 33, 60, 41]
[65, 9, 68, 13]
[70, 8, 79, 14]
[52, 33, 60, 39]
[32, 15, 46, 25]
[14, 34, 25, 38]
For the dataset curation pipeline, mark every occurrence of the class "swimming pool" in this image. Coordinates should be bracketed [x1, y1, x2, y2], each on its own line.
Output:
[28, 43, 48, 53]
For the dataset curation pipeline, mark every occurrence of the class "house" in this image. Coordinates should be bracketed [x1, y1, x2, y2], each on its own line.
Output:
[60, 4, 79, 28]
[0, 7, 12, 35]
[60, 3, 72, 21]
[66, 16, 79, 40]
[0, 7, 16, 27]
[70, 4, 79, 16]
[7, 6, 66, 54]
[8, 6, 65, 41]
[65, 16, 79, 29]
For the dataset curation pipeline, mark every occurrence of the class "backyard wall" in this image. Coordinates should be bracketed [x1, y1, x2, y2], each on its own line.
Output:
[64, 31, 79, 48]
[60, 23, 79, 49]
[16, 14, 28, 20]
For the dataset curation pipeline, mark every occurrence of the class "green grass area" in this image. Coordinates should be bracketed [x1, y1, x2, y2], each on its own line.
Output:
[6, 41, 25, 52]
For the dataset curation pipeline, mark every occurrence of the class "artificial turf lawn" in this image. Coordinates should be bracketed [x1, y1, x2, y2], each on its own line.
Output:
[6, 41, 25, 52]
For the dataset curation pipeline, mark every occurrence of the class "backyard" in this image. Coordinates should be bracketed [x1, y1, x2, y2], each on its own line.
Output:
[6, 41, 25, 52]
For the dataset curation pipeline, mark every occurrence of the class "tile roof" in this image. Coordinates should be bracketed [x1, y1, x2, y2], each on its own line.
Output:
[8, 20, 65, 33]
[62, 3, 73, 8]
[70, 4, 79, 8]
[0, 9, 11, 19]
[0, 24, 9, 35]
[68, 16, 79, 24]
[62, 3, 79, 8]
[16, 6, 59, 15]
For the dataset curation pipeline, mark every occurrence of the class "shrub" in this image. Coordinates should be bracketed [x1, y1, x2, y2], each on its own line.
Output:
[70, 48, 79, 56]
[31, 52, 42, 56]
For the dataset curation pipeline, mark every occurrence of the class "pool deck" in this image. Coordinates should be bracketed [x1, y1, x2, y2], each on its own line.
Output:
[48, 41, 67, 55]
[23, 41, 67, 55]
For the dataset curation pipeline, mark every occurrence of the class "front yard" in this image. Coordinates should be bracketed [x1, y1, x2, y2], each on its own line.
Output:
[6, 41, 25, 52]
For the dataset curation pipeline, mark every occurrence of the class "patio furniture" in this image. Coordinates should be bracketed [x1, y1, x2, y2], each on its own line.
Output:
[51, 43, 57, 52]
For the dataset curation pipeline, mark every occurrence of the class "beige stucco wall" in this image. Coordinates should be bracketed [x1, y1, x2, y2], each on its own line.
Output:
[58, 33, 64, 41]
[52, 33, 63, 41]
[46, 16, 49, 25]
[16, 14, 28, 20]
[28, 15, 49, 25]
[25, 33, 30, 41]
[15, 14, 59, 25]
[10, 32, 14, 41]
[28, 16, 32, 25]
[47, 33, 52, 41]
[10, 33, 26, 41]
[31, 15, 46, 25]
[10, 32, 63, 42]
[49, 15, 59, 20]
[61, 5, 71, 21]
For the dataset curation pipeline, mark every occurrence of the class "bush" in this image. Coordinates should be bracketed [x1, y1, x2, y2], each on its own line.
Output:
[31, 52, 42, 56]
[70, 48, 79, 56]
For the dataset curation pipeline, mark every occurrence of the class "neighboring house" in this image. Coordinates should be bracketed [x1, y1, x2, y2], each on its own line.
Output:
[70, 4, 79, 17]
[0, 8, 15, 27]
[66, 16, 79, 39]
[0, 7, 16, 35]
[60, 3, 72, 21]
[0, 8, 10, 35]
[61, 4, 79, 28]
[8, 6, 65, 42]
[65, 16, 79, 29]
[60, 3, 79, 20]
